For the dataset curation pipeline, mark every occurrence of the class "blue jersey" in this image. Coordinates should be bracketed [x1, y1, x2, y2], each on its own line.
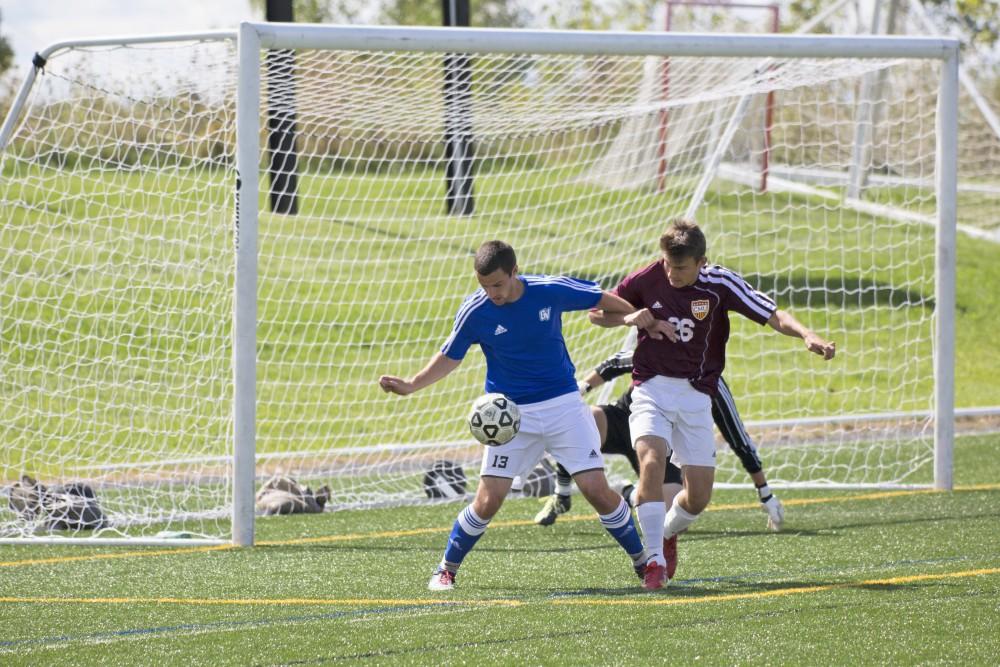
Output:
[441, 274, 603, 405]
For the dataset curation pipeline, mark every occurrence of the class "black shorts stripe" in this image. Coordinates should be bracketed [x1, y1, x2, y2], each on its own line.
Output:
[711, 377, 763, 474]
[570, 466, 607, 477]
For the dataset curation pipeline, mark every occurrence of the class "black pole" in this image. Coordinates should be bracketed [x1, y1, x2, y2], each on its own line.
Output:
[442, 0, 475, 216]
[265, 0, 299, 215]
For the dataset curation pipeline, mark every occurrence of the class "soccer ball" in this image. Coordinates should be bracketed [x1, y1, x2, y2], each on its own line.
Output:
[468, 393, 520, 446]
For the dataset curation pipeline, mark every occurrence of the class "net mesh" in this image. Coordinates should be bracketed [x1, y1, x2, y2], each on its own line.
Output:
[789, 0, 1000, 238]
[0, 31, 952, 540]
[0, 41, 237, 538]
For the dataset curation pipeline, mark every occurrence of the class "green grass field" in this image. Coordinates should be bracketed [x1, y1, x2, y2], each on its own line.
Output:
[1, 432, 997, 665]
[2, 159, 1000, 528]
[4, 164, 1000, 449]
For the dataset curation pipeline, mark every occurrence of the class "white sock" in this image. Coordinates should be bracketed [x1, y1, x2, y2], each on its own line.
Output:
[556, 479, 573, 496]
[636, 501, 666, 566]
[663, 499, 699, 539]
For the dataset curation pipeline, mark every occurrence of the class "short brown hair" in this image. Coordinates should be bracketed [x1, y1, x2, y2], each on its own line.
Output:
[659, 219, 706, 260]
[474, 240, 517, 276]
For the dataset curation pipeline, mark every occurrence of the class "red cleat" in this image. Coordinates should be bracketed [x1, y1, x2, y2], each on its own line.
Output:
[642, 560, 667, 590]
[663, 534, 678, 581]
[428, 569, 456, 591]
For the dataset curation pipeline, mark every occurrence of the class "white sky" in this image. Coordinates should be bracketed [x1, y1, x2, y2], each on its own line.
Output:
[1, 0, 257, 75]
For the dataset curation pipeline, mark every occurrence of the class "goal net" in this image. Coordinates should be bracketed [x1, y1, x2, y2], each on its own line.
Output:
[589, 0, 1000, 240]
[581, 0, 780, 192]
[0, 25, 957, 542]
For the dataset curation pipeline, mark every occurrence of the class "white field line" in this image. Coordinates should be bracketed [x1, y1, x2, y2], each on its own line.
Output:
[65, 408, 1000, 472]
[719, 162, 1000, 243]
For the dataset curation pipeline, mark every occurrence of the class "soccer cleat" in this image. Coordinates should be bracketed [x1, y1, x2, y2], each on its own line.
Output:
[428, 568, 456, 591]
[619, 483, 637, 508]
[663, 534, 678, 581]
[642, 560, 667, 591]
[534, 493, 571, 526]
[762, 495, 784, 532]
[633, 560, 646, 580]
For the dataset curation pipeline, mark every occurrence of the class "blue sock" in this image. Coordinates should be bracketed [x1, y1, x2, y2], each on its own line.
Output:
[599, 497, 645, 562]
[440, 506, 490, 571]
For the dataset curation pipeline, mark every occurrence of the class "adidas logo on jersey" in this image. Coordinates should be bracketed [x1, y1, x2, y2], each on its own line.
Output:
[494, 324, 508, 335]
[589, 449, 599, 458]
[651, 301, 663, 309]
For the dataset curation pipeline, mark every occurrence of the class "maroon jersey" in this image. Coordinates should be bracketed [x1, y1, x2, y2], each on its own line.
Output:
[613, 261, 776, 395]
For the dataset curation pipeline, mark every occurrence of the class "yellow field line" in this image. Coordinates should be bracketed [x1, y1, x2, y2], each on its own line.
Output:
[257, 526, 449, 546]
[0, 596, 521, 607]
[2, 483, 997, 569]
[551, 567, 1000, 606]
[0, 544, 234, 568]
[708, 484, 1000, 511]
[263, 483, 1000, 546]
[0, 567, 995, 609]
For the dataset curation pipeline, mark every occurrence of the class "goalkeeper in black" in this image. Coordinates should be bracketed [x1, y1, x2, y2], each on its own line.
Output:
[535, 349, 784, 532]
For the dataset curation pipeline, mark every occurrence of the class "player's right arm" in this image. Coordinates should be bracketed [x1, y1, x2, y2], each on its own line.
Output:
[380, 292, 480, 395]
[378, 353, 462, 396]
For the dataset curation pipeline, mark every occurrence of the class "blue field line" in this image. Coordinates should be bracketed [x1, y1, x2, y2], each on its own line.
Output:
[0, 604, 433, 650]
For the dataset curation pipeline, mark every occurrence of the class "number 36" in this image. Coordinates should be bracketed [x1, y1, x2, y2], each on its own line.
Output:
[667, 317, 695, 342]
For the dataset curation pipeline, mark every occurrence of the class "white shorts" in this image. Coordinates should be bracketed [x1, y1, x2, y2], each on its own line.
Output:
[479, 391, 605, 479]
[629, 375, 716, 468]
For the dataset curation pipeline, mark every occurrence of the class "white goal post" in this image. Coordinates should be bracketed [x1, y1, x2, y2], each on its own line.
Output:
[0, 23, 959, 545]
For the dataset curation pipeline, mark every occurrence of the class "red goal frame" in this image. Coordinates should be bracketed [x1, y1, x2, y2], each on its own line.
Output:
[657, 0, 780, 193]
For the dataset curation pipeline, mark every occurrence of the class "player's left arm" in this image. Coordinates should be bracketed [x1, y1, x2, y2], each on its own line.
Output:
[595, 291, 636, 315]
[766, 309, 836, 360]
[590, 292, 677, 341]
[588, 292, 638, 327]
[579, 350, 634, 395]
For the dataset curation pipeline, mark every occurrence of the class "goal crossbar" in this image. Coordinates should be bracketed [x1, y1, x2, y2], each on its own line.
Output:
[249, 22, 958, 59]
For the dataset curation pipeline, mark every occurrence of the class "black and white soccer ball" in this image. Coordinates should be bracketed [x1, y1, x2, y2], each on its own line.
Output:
[422, 460, 467, 499]
[468, 393, 521, 446]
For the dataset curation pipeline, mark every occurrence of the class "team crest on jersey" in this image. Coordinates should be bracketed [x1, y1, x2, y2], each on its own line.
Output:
[691, 299, 710, 321]
[538, 307, 551, 322]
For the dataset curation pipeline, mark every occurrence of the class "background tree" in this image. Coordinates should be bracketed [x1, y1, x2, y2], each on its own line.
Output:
[0, 9, 14, 76]
[381, 0, 527, 27]
[787, 0, 1000, 46]
[246, 0, 363, 23]
[925, 0, 1000, 48]
[247, 0, 528, 27]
